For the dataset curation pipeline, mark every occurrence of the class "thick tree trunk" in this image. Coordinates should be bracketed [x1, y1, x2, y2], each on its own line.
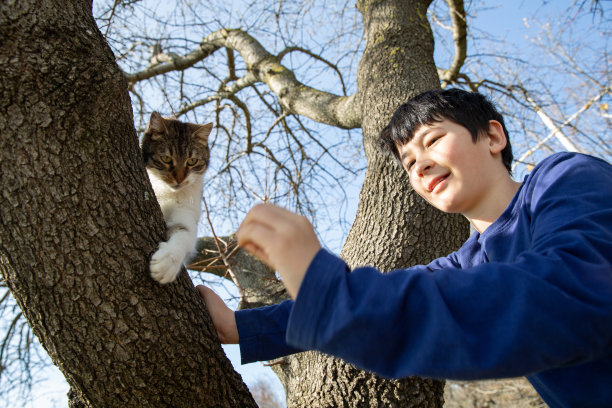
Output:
[0, 1, 256, 407]
[261, 1, 471, 406]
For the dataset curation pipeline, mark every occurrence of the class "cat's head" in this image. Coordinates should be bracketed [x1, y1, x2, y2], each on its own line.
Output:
[141, 112, 213, 190]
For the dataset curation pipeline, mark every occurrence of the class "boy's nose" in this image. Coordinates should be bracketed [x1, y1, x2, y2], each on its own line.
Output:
[414, 158, 434, 177]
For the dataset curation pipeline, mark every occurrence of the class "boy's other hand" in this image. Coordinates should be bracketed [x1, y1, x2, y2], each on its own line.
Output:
[197, 285, 238, 344]
[236, 203, 321, 299]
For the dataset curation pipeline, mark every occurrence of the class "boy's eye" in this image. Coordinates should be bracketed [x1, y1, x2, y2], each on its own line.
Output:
[425, 138, 437, 147]
[426, 135, 443, 147]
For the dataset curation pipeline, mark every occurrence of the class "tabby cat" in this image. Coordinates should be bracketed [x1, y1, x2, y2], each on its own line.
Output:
[141, 112, 213, 283]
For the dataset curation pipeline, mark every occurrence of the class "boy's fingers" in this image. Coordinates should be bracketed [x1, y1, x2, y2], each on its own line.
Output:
[197, 285, 220, 307]
[197, 285, 213, 299]
[240, 203, 296, 230]
[237, 217, 283, 269]
[239, 203, 313, 243]
[196, 284, 207, 297]
[237, 218, 275, 246]
[242, 242, 273, 268]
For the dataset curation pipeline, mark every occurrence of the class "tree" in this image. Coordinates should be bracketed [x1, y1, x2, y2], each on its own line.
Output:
[1, 0, 610, 406]
[0, 1, 256, 406]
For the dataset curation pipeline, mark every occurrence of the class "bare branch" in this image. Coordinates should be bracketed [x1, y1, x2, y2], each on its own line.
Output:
[123, 29, 227, 83]
[278, 46, 348, 96]
[513, 86, 611, 170]
[124, 28, 361, 129]
[440, 0, 467, 87]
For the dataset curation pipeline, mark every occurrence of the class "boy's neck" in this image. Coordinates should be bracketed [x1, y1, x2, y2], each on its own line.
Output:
[465, 178, 522, 233]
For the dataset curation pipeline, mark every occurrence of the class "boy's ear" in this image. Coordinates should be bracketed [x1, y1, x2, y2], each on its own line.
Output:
[486, 120, 507, 155]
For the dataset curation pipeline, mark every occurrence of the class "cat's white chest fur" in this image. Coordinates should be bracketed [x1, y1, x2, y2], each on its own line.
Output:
[148, 170, 203, 283]
[148, 171, 203, 217]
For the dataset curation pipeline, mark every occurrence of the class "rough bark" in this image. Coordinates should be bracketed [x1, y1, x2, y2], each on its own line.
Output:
[0, 1, 256, 407]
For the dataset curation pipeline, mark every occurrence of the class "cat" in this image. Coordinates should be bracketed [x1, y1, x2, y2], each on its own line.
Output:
[141, 111, 213, 283]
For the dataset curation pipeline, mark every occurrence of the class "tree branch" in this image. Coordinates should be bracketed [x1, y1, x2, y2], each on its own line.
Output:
[123, 28, 361, 129]
[439, 0, 467, 87]
[189, 236, 288, 309]
[512, 86, 610, 169]
[278, 46, 348, 96]
[123, 30, 227, 83]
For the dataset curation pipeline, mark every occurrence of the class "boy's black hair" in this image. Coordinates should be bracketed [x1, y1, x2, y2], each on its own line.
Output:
[379, 88, 514, 173]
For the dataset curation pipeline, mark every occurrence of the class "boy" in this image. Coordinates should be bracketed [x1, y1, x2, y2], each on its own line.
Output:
[198, 89, 612, 408]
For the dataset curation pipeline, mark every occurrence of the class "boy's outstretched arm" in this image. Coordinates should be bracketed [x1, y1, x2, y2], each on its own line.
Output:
[236, 203, 322, 298]
[197, 285, 239, 344]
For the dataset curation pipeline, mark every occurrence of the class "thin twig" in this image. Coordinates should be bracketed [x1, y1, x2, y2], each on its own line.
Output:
[201, 196, 246, 297]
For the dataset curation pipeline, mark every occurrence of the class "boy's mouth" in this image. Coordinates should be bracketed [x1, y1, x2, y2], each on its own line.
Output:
[428, 174, 449, 193]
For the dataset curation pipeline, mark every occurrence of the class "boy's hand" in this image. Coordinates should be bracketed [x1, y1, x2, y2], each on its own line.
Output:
[197, 285, 238, 344]
[236, 203, 321, 298]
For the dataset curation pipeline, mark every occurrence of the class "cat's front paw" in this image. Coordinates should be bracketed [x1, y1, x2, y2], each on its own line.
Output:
[150, 242, 183, 284]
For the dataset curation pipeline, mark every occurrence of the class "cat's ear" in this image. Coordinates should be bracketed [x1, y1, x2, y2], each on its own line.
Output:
[148, 111, 168, 139]
[193, 123, 213, 143]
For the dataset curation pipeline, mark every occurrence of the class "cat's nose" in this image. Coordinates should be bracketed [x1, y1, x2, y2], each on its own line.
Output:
[173, 168, 186, 184]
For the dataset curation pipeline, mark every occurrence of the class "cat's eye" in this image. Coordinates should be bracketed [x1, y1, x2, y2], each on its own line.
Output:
[159, 155, 172, 164]
[186, 158, 199, 166]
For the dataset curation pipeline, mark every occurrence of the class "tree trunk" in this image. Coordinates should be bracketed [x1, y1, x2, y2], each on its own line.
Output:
[266, 1, 470, 406]
[0, 1, 256, 407]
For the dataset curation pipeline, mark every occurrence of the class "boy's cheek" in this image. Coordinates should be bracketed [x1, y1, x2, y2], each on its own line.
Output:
[409, 179, 424, 196]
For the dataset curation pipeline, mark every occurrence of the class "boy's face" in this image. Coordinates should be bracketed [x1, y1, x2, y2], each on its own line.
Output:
[396, 119, 502, 215]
